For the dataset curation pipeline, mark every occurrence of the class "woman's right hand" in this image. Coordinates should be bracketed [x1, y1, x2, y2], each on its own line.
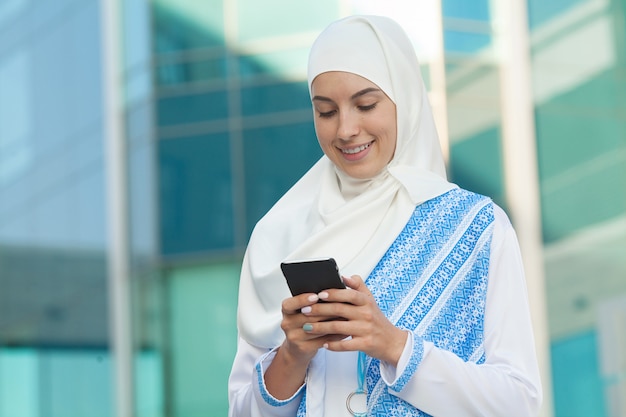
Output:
[280, 293, 348, 363]
[264, 293, 347, 400]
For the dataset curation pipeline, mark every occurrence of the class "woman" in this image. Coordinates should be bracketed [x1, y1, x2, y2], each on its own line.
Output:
[228, 15, 542, 417]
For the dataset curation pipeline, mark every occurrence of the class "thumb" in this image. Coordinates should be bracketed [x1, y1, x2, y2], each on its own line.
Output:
[343, 275, 370, 293]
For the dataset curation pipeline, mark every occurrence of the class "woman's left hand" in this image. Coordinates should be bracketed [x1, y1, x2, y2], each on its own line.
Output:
[301, 275, 408, 367]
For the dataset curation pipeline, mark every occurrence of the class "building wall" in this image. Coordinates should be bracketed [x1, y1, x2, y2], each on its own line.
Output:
[0, 1, 111, 415]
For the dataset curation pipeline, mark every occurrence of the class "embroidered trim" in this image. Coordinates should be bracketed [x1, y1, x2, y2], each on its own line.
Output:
[364, 189, 493, 416]
[390, 333, 425, 392]
[255, 354, 304, 407]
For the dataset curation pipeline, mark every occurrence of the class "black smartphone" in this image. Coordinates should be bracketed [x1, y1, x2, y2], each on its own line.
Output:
[280, 257, 346, 297]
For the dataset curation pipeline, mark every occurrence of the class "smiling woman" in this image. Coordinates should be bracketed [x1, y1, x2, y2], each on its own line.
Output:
[228, 15, 542, 417]
[311, 72, 397, 179]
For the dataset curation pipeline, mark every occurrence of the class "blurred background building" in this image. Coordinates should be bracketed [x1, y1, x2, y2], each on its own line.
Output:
[0, 0, 624, 416]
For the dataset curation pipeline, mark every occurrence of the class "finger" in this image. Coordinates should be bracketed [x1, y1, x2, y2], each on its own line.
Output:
[282, 293, 320, 315]
[302, 317, 364, 337]
[317, 275, 372, 305]
[323, 337, 359, 352]
[342, 275, 370, 294]
[304, 299, 355, 321]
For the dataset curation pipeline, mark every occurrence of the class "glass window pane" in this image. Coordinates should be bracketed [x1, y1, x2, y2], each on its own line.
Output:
[237, 0, 337, 42]
[444, 30, 492, 53]
[166, 263, 239, 417]
[159, 133, 234, 255]
[241, 81, 310, 116]
[449, 126, 505, 207]
[442, 0, 491, 20]
[157, 90, 229, 126]
[153, 0, 224, 52]
[527, 0, 589, 28]
[238, 47, 309, 80]
[156, 55, 227, 86]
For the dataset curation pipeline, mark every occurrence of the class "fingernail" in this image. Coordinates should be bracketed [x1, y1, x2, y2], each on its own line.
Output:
[323, 343, 329, 349]
[318, 291, 329, 299]
[303, 323, 313, 332]
[301, 306, 312, 314]
[308, 294, 319, 302]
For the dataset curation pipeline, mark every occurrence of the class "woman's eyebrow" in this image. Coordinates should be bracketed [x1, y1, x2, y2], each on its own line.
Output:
[312, 95, 332, 102]
[312, 87, 382, 103]
[351, 87, 381, 99]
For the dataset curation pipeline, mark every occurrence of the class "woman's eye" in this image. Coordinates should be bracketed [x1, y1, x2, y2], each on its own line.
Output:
[359, 103, 377, 112]
[318, 110, 336, 118]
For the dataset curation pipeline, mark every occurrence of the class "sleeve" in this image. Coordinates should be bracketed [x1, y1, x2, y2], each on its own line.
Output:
[377, 204, 543, 416]
[228, 337, 305, 417]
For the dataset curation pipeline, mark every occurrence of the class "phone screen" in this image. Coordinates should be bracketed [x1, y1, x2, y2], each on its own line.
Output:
[280, 257, 346, 296]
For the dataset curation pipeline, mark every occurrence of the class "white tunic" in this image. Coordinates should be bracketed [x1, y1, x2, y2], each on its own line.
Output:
[228, 203, 542, 417]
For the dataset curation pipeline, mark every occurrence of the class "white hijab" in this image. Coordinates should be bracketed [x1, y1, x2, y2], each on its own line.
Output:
[237, 15, 456, 348]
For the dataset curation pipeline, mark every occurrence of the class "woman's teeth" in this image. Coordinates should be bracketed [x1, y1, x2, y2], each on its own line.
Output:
[342, 142, 371, 154]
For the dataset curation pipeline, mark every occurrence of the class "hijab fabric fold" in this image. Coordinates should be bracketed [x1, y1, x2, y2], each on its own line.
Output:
[237, 15, 457, 348]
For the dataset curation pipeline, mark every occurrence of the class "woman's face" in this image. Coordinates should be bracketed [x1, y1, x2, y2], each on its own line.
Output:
[311, 71, 397, 180]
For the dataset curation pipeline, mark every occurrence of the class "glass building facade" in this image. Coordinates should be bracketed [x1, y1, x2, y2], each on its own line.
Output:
[0, 0, 624, 416]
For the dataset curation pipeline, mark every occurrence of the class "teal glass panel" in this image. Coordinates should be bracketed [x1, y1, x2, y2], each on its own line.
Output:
[136, 349, 165, 417]
[157, 90, 229, 126]
[241, 81, 310, 116]
[0, 348, 112, 417]
[237, 0, 338, 42]
[551, 331, 608, 417]
[541, 160, 626, 242]
[442, 0, 490, 21]
[156, 56, 227, 86]
[153, 0, 224, 52]
[237, 56, 267, 81]
[0, 348, 39, 417]
[527, 0, 588, 28]
[159, 133, 234, 256]
[536, 70, 625, 180]
[243, 122, 321, 233]
[536, 69, 626, 242]
[449, 127, 506, 208]
[238, 47, 310, 81]
[167, 262, 239, 417]
[444, 30, 492, 53]
[43, 349, 112, 417]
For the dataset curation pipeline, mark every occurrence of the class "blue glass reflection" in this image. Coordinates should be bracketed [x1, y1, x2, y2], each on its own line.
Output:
[528, 0, 588, 28]
[159, 133, 234, 255]
[444, 30, 492, 53]
[449, 126, 505, 208]
[241, 81, 311, 116]
[443, 0, 490, 21]
[157, 90, 229, 126]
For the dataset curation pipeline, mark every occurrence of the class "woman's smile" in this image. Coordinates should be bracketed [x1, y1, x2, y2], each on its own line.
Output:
[339, 140, 374, 160]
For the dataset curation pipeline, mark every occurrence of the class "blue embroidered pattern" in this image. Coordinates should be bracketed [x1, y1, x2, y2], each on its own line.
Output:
[389, 335, 424, 393]
[256, 354, 303, 408]
[365, 189, 494, 416]
[296, 390, 306, 417]
[296, 188, 494, 416]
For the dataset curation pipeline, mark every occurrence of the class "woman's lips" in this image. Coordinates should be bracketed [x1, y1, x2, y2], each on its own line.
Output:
[340, 141, 373, 161]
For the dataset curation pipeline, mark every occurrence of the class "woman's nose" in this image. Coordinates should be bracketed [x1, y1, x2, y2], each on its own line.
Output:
[337, 110, 360, 140]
